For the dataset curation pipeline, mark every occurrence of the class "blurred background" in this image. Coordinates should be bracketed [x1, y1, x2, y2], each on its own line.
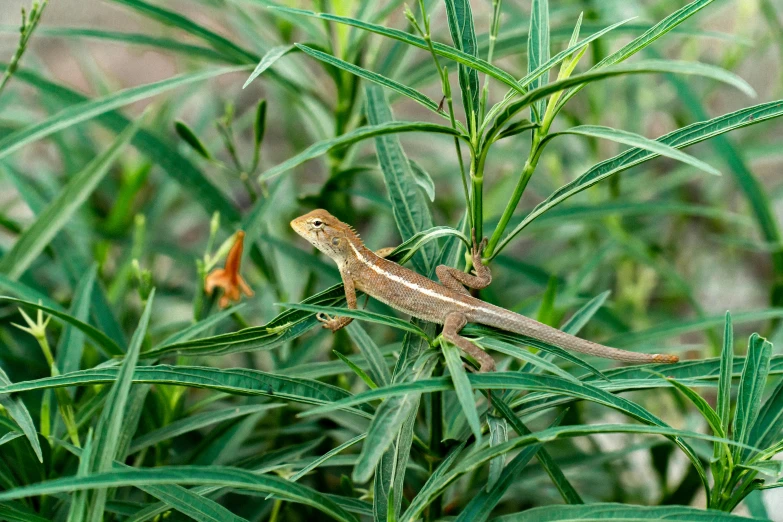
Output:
[2, 0, 783, 516]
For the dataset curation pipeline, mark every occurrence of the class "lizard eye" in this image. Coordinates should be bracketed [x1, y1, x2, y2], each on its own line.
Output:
[311, 219, 324, 229]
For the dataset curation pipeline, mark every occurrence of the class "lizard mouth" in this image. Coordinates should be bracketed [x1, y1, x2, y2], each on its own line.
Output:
[289, 218, 313, 244]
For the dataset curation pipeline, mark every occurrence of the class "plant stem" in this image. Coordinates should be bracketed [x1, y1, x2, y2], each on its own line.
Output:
[427, 364, 444, 521]
[409, 1, 473, 230]
[484, 130, 542, 259]
[479, 0, 502, 122]
[0, 0, 49, 98]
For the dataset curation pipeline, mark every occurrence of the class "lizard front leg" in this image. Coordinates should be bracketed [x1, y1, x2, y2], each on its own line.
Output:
[436, 230, 491, 295]
[443, 312, 496, 372]
[317, 270, 357, 333]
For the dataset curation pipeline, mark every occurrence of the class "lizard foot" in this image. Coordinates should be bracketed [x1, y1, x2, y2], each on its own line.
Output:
[316, 312, 347, 333]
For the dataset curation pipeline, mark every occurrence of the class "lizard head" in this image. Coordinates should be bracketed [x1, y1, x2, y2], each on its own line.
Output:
[290, 209, 358, 263]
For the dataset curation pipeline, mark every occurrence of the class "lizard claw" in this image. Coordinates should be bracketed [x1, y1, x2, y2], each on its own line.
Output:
[316, 312, 334, 325]
[470, 228, 489, 262]
[316, 312, 345, 332]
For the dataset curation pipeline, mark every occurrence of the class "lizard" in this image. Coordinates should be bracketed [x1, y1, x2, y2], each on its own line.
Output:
[290, 209, 679, 372]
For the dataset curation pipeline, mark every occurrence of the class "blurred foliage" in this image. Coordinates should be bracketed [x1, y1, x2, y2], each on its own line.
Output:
[0, 0, 782, 520]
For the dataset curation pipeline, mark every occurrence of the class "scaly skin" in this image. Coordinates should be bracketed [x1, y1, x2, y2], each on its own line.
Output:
[291, 209, 679, 372]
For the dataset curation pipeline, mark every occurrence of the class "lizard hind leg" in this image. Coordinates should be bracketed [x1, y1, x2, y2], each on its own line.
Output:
[442, 312, 496, 372]
[435, 230, 492, 294]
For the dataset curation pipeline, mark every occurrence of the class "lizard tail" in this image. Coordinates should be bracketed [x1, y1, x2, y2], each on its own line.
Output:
[475, 305, 679, 364]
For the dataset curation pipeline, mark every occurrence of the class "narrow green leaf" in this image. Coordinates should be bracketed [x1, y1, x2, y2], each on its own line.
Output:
[67, 431, 93, 522]
[530, 202, 751, 227]
[157, 306, 242, 347]
[0, 297, 123, 357]
[352, 394, 417, 484]
[519, 290, 610, 375]
[732, 334, 772, 462]
[460, 444, 541, 521]
[0, 272, 63, 310]
[494, 503, 768, 521]
[491, 398, 583, 505]
[0, 367, 42, 463]
[270, 7, 523, 93]
[554, 0, 723, 110]
[0, 365, 369, 416]
[0, 500, 50, 522]
[295, 44, 442, 117]
[404, 422, 742, 522]
[516, 356, 783, 419]
[741, 461, 783, 478]
[147, 283, 348, 357]
[596, 0, 716, 69]
[0, 118, 140, 279]
[243, 44, 295, 88]
[379, 319, 437, 521]
[109, 0, 257, 63]
[300, 371, 664, 425]
[408, 159, 436, 202]
[486, 59, 755, 144]
[561, 290, 610, 335]
[278, 303, 429, 338]
[333, 351, 377, 389]
[86, 290, 155, 520]
[664, 65, 783, 309]
[444, 0, 480, 129]
[606, 309, 783, 348]
[486, 414, 508, 491]
[129, 403, 283, 454]
[7, 66, 242, 223]
[21, 26, 229, 62]
[259, 121, 461, 182]
[365, 85, 437, 274]
[667, 378, 724, 438]
[0, 66, 248, 162]
[346, 322, 391, 387]
[478, 337, 581, 383]
[442, 342, 482, 442]
[495, 98, 783, 258]
[462, 325, 608, 381]
[751, 376, 783, 449]
[483, 16, 636, 127]
[0, 432, 23, 448]
[551, 125, 720, 176]
[527, 0, 550, 121]
[56, 266, 97, 374]
[718, 312, 735, 438]
[290, 434, 366, 482]
[456, 415, 563, 521]
[0, 466, 357, 522]
[385, 226, 470, 266]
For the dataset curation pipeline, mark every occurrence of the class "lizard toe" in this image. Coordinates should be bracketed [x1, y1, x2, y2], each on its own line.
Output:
[316, 312, 333, 324]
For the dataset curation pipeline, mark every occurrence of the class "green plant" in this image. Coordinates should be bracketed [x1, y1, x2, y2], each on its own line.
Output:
[0, 0, 782, 520]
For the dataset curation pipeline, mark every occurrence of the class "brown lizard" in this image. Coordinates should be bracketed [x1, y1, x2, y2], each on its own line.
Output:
[291, 209, 679, 372]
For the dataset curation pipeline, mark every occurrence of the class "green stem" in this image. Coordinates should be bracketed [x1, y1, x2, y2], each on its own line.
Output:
[479, 0, 502, 122]
[409, 1, 473, 230]
[0, 0, 49, 98]
[427, 364, 444, 521]
[470, 155, 483, 242]
[484, 130, 543, 259]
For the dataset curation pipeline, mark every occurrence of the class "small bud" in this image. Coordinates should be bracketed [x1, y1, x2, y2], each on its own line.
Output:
[254, 99, 267, 147]
[175, 121, 211, 159]
[403, 4, 416, 24]
[210, 212, 221, 237]
[132, 259, 153, 301]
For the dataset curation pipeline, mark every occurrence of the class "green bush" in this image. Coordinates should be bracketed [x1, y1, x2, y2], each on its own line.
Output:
[0, 0, 782, 520]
